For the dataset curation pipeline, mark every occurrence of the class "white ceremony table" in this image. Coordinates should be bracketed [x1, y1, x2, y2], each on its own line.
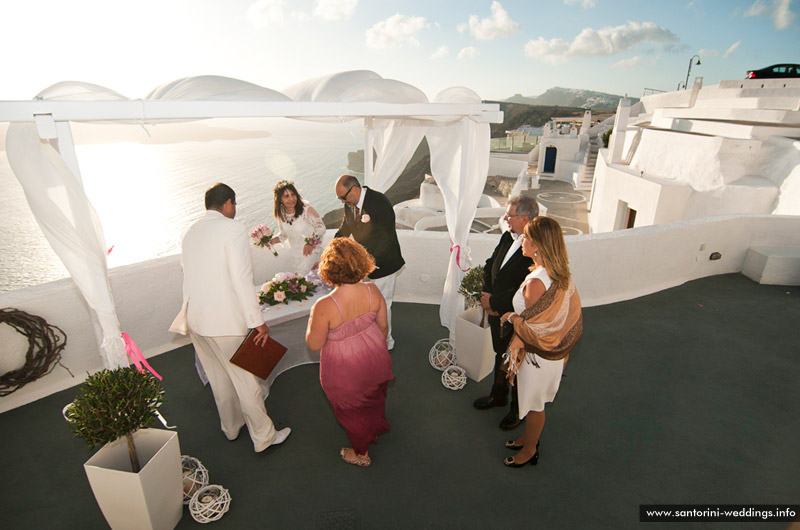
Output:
[259, 286, 330, 386]
[190, 285, 330, 392]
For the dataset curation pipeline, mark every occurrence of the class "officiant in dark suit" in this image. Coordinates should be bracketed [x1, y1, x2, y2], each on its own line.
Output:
[473, 195, 538, 430]
[334, 174, 404, 349]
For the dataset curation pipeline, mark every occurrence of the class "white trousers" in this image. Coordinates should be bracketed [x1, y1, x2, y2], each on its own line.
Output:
[370, 273, 396, 350]
[190, 333, 277, 452]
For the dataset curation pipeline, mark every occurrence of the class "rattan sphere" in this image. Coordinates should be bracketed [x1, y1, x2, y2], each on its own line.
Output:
[189, 484, 231, 523]
[428, 338, 456, 371]
[441, 365, 467, 390]
[181, 455, 209, 505]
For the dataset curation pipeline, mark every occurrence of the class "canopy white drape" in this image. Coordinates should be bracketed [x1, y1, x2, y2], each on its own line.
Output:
[3, 71, 496, 368]
[5, 123, 129, 368]
[426, 88, 491, 334]
[364, 118, 428, 192]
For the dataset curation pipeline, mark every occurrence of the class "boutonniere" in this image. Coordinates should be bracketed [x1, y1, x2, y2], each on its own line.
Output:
[360, 214, 370, 223]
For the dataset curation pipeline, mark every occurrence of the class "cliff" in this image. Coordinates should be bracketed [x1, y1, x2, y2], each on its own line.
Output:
[322, 140, 431, 228]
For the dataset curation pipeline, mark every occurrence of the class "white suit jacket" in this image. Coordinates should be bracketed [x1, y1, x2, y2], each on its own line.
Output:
[179, 210, 264, 337]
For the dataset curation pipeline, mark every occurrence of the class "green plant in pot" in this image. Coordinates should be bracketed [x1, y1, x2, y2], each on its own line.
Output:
[458, 264, 484, 309]
[66, 367, 165, 472]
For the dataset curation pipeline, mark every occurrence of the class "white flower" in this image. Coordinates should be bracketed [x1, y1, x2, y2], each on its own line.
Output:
[361, 214, 370, 223]
[260, 282, 271, 293]
[274, 272, 287, 283]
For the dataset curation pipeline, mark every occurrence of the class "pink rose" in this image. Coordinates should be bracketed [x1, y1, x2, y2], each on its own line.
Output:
[361, 214, 370, 223]
[260, 282, 271, 293]
[274, 272, 287, 283]
[300, 284, 307, 292]
[274, 291, 286, 302]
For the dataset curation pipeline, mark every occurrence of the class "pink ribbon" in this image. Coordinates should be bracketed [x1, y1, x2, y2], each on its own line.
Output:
[122, 332, 162, 380]
[450, 244, 471, 272]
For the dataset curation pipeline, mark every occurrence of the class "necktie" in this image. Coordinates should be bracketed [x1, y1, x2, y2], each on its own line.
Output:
[353, 206, 360, 223]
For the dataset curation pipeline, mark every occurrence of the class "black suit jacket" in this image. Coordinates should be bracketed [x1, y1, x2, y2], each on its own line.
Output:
[335, 187, 405, 279]
[483, 231, 534, 354]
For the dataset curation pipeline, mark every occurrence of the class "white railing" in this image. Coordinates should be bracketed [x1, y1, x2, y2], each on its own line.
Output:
[2, 216, 800, 412]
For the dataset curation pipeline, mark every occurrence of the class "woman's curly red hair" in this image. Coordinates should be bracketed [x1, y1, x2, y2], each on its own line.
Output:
[318, 238, 375, 285]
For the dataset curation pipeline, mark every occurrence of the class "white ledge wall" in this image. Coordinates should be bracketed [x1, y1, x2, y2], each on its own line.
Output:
[2, 216, 799, 413]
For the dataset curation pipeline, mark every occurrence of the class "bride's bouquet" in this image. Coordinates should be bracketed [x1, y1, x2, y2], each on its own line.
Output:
[259, 272, 318, 306]
[304, 233, 322, 251]
[250, 224, 278, 256]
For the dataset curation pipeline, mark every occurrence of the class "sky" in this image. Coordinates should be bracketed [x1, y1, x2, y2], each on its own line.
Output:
[1, 0, 798, 102]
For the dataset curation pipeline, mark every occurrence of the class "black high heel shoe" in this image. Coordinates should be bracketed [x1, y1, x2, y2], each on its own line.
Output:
[505, 440, 539, 451]
[503, 450, 539, 467]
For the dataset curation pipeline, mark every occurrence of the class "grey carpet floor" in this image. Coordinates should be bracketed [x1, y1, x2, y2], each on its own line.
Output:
[2, 273, 798, 530]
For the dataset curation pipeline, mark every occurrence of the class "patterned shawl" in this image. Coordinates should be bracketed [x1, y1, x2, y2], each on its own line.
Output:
[504, 279, 583, 377]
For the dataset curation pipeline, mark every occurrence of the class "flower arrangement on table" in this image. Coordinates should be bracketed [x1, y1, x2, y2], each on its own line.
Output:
[259, 272, 318, 306]
[304, 233, 322, 251]
[250, 224, 278, 256]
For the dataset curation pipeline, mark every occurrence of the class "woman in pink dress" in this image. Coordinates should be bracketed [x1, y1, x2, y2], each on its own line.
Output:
[306, 238, 394, 467]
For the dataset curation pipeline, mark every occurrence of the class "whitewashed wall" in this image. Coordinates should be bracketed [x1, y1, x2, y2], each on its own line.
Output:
[3, 216, 800, 412]
[589, 148, 782, 234]
[589, 153, 693, 233]
[537, 134, 584, 183]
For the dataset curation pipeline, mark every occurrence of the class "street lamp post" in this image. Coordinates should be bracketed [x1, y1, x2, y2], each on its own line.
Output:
[683, 55, 701, 90]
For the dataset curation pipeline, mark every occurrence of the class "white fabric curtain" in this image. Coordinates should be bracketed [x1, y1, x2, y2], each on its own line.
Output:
[5, 123, 129, 368]
[3, 76, 296, 370]
[364, 118, 428, 192]
[339, 77, 429, 192]
[426, 88, 491, 334]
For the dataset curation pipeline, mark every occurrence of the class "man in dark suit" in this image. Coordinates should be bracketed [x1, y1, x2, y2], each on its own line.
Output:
[334, 174, 404, 349]
[473, 195, 538, 430]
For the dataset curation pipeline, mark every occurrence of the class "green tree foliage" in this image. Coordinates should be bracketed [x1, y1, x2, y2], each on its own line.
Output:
[66, 367, 165, 471]
[602, 127, 614, 147]
[458, 265, 485, 309]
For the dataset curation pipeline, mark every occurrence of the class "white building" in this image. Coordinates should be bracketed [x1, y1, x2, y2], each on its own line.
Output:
[589, 77, 800, 233]
[536, 111, 613, 191]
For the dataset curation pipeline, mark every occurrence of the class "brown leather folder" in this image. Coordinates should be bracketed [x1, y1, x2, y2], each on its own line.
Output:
[230, 329, 288, 380]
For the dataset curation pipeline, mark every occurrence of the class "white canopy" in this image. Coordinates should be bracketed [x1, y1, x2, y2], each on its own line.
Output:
[1, 71, 501, 367]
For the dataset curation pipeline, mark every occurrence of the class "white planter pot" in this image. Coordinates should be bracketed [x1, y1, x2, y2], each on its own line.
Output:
[84, 429, 183, 530]
[454, 306, 495, 382]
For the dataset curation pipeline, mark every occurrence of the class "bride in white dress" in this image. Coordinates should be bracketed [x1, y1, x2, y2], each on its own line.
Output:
[270, 180, 326, 275]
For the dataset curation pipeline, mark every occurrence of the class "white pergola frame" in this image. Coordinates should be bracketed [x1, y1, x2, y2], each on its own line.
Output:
[1, 97, 503, 368]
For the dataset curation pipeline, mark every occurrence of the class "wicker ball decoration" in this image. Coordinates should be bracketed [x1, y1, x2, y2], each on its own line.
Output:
[189, 484, 231, 523]
[428, 338, 456, 371]
[441, 365, 467, 390]
[181, 455, 209, 505]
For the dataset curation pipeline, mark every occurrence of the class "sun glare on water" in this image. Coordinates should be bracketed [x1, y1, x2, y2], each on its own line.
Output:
[76, 142, 197, 269]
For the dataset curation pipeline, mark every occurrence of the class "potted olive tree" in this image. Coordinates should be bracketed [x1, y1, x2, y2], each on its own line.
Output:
[66, 367, 182, 530]
[455, 265, 496, 382]
[457, 265, 484, 311]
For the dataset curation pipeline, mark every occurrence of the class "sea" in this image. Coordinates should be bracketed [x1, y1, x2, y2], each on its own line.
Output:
[0, 118, 364, 293]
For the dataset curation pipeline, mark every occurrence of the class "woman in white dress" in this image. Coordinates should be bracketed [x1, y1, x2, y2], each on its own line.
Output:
[500, 216, 583, 468]
[270, 180, 326, 275]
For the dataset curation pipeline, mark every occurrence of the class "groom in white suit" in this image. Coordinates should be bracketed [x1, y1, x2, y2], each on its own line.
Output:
[179, 182, 290, 452]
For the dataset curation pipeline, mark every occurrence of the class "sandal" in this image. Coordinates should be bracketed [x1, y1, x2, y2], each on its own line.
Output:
[339, 447, 371, 467]
[505, 439, 539, 450]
